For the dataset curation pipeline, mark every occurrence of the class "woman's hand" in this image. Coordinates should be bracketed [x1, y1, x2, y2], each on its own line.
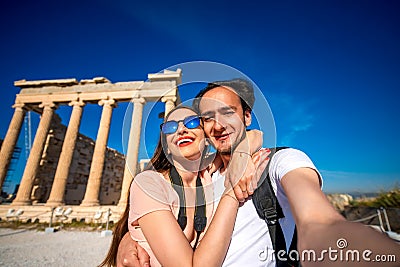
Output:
[117, 232, 151, 267]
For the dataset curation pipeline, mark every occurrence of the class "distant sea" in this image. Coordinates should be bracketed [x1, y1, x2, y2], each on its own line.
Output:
[325, 192, 379, 199]
[349, 192, 380, 199]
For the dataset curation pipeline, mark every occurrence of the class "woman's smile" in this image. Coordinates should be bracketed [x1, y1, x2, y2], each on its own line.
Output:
[176, 135, 195, 147]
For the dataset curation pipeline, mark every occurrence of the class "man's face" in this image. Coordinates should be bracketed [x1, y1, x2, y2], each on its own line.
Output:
[198, 86, 251, 154]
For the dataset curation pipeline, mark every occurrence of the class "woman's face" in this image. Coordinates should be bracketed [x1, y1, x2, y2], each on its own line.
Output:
[164, 108, 205, 161]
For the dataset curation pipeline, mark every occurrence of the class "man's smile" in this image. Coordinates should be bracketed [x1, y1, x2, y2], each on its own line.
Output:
[213, 133, 231, 141]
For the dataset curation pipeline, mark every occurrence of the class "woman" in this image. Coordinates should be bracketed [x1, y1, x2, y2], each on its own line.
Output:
[100, 106, 268, 267]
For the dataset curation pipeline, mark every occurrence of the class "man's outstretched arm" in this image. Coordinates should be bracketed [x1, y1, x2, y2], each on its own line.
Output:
[282, 167, 400, 267]
[117, 232, 150, 267]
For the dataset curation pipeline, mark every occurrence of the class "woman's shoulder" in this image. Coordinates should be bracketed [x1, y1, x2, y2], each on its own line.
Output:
[132, 170, 173, 194]
[135, 170, 166, 181]
[129, 169, 178, 229]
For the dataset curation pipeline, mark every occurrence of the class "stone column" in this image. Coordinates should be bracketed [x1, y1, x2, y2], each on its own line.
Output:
[12, 102, 57, 206]
[0, 103, 27, 191]
[118, 97, 146, 206]
[161, 96, 176, 118]
[81, 98, 116, 206]
[46, 99, 85, 206]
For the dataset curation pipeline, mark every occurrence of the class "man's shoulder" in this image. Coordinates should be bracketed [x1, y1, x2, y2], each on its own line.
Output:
[268, 147, 321, 185]
[271, 147, 309, 161]
[269, 147, 315, 175]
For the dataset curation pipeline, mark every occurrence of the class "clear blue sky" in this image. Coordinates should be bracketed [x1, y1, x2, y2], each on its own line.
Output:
[0, 0, 399, 194]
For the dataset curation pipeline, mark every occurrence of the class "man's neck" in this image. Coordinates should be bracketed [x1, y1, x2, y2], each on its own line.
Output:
[218, 132, 245, 172]
[219, 153, 231, 173]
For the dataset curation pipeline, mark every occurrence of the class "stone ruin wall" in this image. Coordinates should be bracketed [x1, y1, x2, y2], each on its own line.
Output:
[31, 113, 125, 205]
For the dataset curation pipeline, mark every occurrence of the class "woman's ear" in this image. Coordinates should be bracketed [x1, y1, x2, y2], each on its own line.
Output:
[202, 138, 211, 157]
[205, 138, 210, 146]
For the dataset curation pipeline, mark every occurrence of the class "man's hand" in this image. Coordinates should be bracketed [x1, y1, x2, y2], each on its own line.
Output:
[225, 148, 270, 202]
[117, 232, 150, 267]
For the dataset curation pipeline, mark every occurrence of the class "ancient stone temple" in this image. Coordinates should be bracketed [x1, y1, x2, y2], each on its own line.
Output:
[30, 114, 125, 205]
[0, 70, 182, 209]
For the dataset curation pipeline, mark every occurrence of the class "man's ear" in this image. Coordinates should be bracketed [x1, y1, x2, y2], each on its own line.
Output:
[244, 110, 252, 127]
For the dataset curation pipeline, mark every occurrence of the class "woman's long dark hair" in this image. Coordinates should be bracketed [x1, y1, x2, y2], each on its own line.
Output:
[98, 106, 202, 267]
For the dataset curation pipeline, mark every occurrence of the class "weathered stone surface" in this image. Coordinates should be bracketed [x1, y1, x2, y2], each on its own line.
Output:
[14, 78, 79, 88]
[12, 103, 56, 205]
[326, 193, 354, 211]
[31, 114, 125, 205]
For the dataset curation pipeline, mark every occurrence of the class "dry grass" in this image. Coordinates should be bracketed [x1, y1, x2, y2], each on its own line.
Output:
[350, 188, 400, 208]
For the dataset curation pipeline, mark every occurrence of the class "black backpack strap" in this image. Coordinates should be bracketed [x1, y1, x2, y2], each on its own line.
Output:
[169, 166, 187, 231]
[169, 166, 207, 250]
[252, 147, 286, 224]
[252, 147, 300, 267]
[288, 227, 299, 265]
[193, 174, 207, 250]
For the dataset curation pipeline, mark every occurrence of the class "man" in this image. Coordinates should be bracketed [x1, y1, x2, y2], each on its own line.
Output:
[118, 79, 399, 266]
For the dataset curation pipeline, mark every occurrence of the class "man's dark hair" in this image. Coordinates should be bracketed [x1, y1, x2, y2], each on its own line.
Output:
[192, 78, 255, 114]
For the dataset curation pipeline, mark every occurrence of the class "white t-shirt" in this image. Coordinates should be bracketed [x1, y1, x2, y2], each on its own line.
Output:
[212, 148, 322, 267]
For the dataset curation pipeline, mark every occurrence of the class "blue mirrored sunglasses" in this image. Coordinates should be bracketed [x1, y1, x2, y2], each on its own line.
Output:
[160, 115, 201, 134]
